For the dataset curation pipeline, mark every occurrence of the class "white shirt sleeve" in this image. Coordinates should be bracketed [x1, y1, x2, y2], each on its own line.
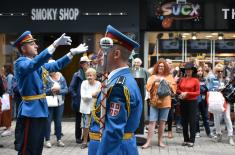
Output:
[47, 44, 56, 55]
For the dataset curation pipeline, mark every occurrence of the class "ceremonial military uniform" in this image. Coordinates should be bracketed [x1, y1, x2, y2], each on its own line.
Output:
[14, 31, 71, 155]
[89, 68, 142, 155]
[88, 25, 142, 155]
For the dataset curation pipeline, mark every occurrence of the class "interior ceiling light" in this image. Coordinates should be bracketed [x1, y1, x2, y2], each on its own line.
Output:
[218, 33, 223, 40]
[211, 33, 218, 35]
[206, 35, 212, 38]
[192, 33, 197, 40]
[182, 33, 190, 36]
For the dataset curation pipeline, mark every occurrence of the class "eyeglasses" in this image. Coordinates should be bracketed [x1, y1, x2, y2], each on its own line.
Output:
[217, 70, 223, 73]
[158, 65, 165, 68]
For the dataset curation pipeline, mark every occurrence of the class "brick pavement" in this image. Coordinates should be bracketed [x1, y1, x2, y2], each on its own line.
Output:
[0, 119, 235, 155]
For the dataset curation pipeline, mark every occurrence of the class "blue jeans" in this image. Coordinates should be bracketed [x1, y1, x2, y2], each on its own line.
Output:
[45, 104, 64, 141]
[149, 106, 170, 121]
[196, 99, 211, 135]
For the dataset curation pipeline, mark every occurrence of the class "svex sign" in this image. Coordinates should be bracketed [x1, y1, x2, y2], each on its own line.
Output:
[161, 2, 200, 17]
[155, 1, 200, 29]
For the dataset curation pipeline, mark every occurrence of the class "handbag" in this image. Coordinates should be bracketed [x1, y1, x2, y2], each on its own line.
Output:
[157, 79, 171, 98]
[207, 91, 226, 113]
[46, 95, 59, 107]
[149, 82, 160, 107]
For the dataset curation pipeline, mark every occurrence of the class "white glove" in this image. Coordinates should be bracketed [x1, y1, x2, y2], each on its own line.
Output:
[70, 43, 88, 55]
[53, 33, 72, 48]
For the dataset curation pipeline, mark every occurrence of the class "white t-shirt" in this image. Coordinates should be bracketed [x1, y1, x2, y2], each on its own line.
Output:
[80, 80, 101, 114]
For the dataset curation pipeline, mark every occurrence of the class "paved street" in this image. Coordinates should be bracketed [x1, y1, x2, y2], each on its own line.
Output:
[0, 119, 235, 155]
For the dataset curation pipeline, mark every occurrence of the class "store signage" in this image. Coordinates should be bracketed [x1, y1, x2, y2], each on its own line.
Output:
[222, 8, 235, 19]
[31, 8, 79, 21]
[155, 1, 200, 29]
[161, 2, 200, 17]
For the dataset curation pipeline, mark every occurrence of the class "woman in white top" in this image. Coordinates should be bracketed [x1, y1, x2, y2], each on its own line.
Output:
[80, 68, 101, 149]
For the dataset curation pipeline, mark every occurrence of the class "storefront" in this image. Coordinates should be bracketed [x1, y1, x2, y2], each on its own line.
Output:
[140, 0, 235, 68]
[0, 0, 140, 116]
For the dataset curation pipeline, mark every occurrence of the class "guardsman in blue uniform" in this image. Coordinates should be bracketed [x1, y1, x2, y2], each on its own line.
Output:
[88, 25, 143, 155]
[13, 31, 88, 155]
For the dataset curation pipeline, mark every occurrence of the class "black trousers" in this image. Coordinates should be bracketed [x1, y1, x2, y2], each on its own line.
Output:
[180, 100, 197, 143]
[167, 107, 173, 131]
[14, 101, 22, 151]
[14, 117, 24, 151]
[75, 112, 82, 141]
[18, 117, 47, 155]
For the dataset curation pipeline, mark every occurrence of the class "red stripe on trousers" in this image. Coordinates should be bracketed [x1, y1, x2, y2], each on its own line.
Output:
[22, 118, 30, 155]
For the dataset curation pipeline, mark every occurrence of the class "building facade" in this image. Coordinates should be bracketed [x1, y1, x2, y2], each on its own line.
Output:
[0, 0, 140, 116]
[140, 0, 235, 68]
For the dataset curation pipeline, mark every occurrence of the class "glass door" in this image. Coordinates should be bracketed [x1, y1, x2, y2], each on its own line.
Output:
[215, 39, 235, 65]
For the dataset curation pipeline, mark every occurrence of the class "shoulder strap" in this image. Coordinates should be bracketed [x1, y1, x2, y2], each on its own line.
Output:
[116, 76, 126, 85]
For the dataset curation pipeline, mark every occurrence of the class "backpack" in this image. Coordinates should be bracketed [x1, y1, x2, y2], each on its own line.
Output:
[157, 79, 171, 98]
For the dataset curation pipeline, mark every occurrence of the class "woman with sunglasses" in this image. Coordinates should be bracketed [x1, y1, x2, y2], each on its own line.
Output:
[207, 63, 234, 145]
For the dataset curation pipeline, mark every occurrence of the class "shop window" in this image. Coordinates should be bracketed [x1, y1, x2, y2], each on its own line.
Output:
[158, 39, 183, 60]
[215, 39, 235, 64]
[187, 39, 211, 63]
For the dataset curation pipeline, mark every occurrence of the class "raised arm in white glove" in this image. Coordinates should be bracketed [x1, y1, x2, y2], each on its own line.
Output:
[66, 43, 88, 59]
[53, 33, 72, 47]
[70, 43, 88, 55]
[48, 33, 72, 54]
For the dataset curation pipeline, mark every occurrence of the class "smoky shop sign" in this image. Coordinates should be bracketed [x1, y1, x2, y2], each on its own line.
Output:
[31, 8, 79, 21]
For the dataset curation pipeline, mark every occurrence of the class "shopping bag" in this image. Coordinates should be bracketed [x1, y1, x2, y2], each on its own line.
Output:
[46, 96, 59, 107]
[207, 91, 226, 113]
[0, 93, 10, 111]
